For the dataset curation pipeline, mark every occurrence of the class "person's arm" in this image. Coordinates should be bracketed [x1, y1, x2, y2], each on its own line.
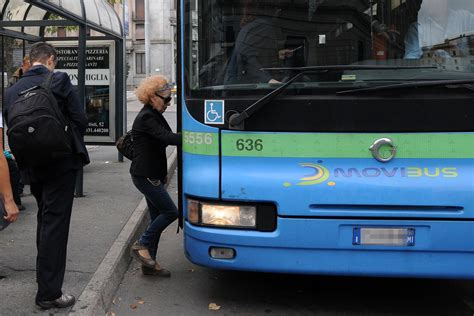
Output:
[0, 131, 19, 222]
[54, 72, 88, 135]
[139, 114, 181, 146]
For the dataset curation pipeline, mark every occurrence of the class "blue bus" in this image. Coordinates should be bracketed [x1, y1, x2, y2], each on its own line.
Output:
[178, 0, 474, 278]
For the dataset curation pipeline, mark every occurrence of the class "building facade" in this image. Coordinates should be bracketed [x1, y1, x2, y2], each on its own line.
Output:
[124, 0, 177, 89]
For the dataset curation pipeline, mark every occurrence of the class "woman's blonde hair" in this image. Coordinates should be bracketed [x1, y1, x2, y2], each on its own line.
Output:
[135, 75, 169, 105]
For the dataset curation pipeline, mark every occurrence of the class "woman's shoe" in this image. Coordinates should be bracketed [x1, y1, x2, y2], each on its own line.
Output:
[130, 241, 156, 268]
[141, 264, 171, 277]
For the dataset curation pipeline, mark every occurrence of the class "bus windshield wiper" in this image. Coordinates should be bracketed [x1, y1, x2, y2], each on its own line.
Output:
[337, 79, 474, 95]
[228, 65, 436, 130]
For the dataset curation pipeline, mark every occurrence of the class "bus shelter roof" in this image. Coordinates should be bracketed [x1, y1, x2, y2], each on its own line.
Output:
[0, 0, 122, 40]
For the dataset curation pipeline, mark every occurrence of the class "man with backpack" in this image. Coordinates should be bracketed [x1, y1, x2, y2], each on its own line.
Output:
[4, 42, 89, 310]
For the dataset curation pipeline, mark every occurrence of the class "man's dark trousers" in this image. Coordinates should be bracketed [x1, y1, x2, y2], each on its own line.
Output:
[31, 168, 77, 302]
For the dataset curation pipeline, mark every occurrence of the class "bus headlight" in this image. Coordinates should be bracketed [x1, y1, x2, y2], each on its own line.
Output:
[202, 204, 256, 227]
[187, 200, 257, 228]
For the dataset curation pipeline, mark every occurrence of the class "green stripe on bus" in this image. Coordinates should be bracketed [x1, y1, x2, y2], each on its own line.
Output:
[182, 131, 219, 155]
[221, 133, 474, 158]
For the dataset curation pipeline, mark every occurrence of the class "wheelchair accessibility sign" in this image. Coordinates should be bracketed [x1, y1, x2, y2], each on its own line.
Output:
[204, 100, 225, 125]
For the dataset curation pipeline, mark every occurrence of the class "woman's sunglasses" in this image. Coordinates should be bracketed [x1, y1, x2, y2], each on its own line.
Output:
[155, 93, 172, 104]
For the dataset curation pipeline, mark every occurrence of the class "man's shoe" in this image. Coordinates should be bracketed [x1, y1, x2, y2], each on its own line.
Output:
[141, 264, 171, 277]
[130, 241, 156, 268]
[36, 293, 76, 309]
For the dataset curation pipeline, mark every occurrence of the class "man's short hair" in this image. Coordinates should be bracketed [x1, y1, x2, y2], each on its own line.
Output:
[29, 42, 57, 64]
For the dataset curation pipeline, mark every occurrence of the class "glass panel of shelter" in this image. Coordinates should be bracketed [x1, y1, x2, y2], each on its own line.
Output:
[3, 0, 28, 33]
[24, 6, 47, 36]
[109, 4, 122, 33]
[47, 0, 83, 18]
[2, 38, 29, 85]
[107, 3, 121, 33]
[96, 0, 112, 30]
[84, 0, 101, 25]
[46, 0, 61, 8]
[0, 0, 6, 14]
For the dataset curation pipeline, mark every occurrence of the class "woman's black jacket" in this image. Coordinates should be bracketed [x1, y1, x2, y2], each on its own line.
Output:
[130, 104, 180, 182]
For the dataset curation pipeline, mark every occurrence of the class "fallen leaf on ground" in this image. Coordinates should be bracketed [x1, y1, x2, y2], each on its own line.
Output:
[106, 312, 116, 316]
[112, 297, 121, 305]
[130, 304, 138, 310]
[188, 269, 195, 273]
[137, 300, 145, 305]
[208, 303, 221, 311]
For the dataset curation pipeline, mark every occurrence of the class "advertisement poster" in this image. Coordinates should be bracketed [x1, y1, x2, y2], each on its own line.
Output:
[55, 42, 115, 141]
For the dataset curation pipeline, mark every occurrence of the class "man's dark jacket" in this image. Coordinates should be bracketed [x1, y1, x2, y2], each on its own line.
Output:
[130, 104, 180, 183]
[4, 65, 89, 181]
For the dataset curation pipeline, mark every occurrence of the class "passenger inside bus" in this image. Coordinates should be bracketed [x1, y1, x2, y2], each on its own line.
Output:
[404, 0, 474, 59]
[223, 0, 296, 85]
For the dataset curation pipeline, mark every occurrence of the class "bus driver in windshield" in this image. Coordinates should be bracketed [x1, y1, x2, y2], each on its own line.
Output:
[224, 0, 295, 85]
[404, 0, 474, 59]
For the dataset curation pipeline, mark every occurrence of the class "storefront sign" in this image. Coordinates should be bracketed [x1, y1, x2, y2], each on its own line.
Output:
[54, 41, 116, 143]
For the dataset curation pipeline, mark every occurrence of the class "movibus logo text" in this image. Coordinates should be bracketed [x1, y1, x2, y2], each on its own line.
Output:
[284, 164, 459, 187]
[334, 167, 458, 178]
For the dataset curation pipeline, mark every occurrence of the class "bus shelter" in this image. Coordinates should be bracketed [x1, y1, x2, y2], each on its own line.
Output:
[0, 0, 126, 195]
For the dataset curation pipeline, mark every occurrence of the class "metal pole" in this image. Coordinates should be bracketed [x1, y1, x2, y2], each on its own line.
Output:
[117, 39, 124, 163]
[145, 0, 150, 76]
[123, 1, 127, 134]
[75, 24, 87, 198]
[176, 0, 183, 229]
[117, 0, 128, 163]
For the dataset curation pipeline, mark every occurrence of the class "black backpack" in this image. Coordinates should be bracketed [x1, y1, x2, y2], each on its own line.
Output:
[116, 130, 134, 160]
[6, 72, 72, 167]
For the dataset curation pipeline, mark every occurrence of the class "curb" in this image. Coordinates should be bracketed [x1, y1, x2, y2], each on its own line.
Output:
[69, 148, 178, 316]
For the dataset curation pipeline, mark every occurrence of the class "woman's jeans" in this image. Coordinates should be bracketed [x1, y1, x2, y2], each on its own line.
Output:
[132, 175, 178, 260]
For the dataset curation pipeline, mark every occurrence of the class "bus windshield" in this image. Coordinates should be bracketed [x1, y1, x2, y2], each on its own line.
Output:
[185, 0, 474, 93]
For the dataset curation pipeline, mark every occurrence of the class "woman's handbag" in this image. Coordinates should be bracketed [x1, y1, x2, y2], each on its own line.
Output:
[116, 130, 134, 160]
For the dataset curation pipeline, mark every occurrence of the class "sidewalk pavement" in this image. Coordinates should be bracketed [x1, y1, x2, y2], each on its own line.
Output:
[0, 95, 178, 315]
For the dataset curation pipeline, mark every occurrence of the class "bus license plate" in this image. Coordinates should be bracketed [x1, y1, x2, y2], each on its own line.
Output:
[353, 228, 415, 246]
